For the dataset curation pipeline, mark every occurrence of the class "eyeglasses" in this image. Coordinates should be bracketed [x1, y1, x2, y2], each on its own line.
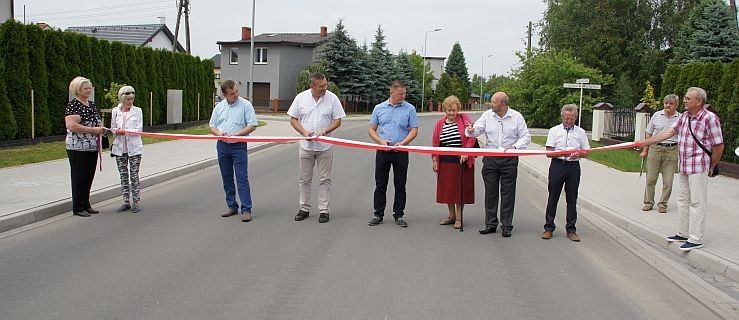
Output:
[123, 91, 135, 95]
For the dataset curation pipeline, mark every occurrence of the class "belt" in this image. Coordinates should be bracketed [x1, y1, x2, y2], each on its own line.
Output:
[552, 158, 579, 165]
[657, 142, 677, 147]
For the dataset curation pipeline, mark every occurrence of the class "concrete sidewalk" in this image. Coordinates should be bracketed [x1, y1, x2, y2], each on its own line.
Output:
[1, 113, 737, 284]
[519, 144, 739, 283]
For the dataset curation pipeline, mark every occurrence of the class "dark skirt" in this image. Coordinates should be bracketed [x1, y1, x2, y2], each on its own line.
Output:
[436, 160, 475, 204]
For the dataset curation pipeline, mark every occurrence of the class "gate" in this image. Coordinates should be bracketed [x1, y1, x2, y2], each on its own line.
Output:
[603, 108, 636, 140]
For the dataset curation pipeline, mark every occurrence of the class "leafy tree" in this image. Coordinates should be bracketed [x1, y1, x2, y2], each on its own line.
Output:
[507, 50, 612, 128]
[661, 64, 682, 97]
[0, 47, 18, 140]
[541, 0, 655, 107]
[652, 0, 701, 54]
[675, 0, 739, 63]
[96, 40, 114, 104]
[63, 32, 81, 80]
[445, 42, 471, 90]
[408, 51, 434, 103]
[1, 21, 33, 138]
[395, 51, 421, 107]
[317, 20, 369, 99]
[44, 29, 68, 134]
[295, 60, 340, 94]
[104, 82, 127, 107]
[25, 24, 51, 136]
[367, 25, 397, 105]
[641, 81, 658, 109]
[435, 73, 469, 107]
[110, 42, 129, 84]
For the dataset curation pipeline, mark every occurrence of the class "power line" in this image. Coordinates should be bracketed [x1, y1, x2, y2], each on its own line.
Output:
[27, 5, 172, 23]
[24, 0, 170, 17]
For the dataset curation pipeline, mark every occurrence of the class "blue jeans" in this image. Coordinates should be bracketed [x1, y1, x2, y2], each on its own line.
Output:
[217, 141, 252, 213]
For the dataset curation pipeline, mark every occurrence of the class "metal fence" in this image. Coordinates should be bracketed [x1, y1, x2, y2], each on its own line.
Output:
[603, 108, 636, 140]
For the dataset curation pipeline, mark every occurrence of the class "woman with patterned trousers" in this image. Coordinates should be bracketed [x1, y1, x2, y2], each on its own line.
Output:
[110, 86, 144, 213]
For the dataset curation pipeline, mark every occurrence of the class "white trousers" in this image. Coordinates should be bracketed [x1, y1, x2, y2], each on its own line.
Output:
[677, 171, 708, 244]
[298, 147, 333, 214]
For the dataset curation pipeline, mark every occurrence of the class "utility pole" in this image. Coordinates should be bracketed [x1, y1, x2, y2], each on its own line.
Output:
[527, 21, 532, 57]
[173, 0, 191, 53]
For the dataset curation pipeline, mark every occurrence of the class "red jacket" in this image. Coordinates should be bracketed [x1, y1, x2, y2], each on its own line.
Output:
[431, 113, 477, 168]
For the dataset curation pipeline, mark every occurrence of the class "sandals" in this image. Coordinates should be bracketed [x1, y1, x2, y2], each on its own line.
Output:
[439, 217, 455, 225]
[454, 220, 462, 229]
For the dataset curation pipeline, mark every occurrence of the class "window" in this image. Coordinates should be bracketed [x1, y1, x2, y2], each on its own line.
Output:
[254, 48, 268, 64]
[229, 47, 238, 64]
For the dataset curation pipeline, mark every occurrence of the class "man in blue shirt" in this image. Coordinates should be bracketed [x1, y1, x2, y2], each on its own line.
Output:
[368, 80, 419, 227]
[209, 80, 259, 222]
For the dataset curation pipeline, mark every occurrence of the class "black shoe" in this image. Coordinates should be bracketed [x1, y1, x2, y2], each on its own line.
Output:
[73, 211, 91, 217]
[295, 210, 310, 221]
[117, 204, 131, 212]
[502, 230, 512, 238]
[395, 217, 408, 228]
[479, 226, 497, 234]
[318, 213, 329, 223]
[368, 216, 383, 226]
[666, 234, 688, 242]
[85, 207, 99, 214]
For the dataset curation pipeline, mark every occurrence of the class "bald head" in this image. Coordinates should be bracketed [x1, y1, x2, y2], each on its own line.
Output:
[491, 92, 509, 115]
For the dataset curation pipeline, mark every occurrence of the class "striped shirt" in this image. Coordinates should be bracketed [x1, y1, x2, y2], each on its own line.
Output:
[645, 109, 679, 144]
[671, 107, 723, 175]
[439, 121, 462, 147]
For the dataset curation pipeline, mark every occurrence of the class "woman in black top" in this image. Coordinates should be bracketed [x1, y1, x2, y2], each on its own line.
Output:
[64, 76, 106, 217]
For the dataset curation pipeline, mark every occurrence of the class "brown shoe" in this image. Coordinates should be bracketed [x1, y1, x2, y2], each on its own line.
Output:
[641, 205, 653, 211]
[658, 206, 667, 214]
[242, 212, 252, 222]
[542, 231, 553, 239]
[221, 208, 238, 217]
[566, 232, 581, 242]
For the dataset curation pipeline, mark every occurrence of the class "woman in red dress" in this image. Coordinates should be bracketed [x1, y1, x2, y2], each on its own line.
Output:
[431, 96, 477, 229]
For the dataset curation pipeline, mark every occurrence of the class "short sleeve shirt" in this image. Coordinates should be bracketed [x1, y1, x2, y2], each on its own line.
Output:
[645, 109, 679, 144]
[671, 107, 723, 175]
[369, 100, 419, 146]
[287, 89, 346, 151]
[546, 124, 590, 161]
[65, 98, 101, 151]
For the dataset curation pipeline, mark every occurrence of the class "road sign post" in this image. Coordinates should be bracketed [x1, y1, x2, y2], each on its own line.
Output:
[563, 81, 602, 126]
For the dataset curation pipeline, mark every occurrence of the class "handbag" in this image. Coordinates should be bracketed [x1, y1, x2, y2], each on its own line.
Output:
[688, 120, 719, 176]
[100, 134, 110, 149]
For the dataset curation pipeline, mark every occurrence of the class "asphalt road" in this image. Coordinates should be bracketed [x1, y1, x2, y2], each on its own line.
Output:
[0, 117, 722, 320]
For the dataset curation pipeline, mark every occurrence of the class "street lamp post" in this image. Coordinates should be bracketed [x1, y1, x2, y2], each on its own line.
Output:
[480, 54, 493, 110]
[421, 28, 441, 113]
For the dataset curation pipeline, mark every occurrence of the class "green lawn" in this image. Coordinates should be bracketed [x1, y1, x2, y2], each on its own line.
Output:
[0, 122, 266, 169]
[530, 136, 642, 172]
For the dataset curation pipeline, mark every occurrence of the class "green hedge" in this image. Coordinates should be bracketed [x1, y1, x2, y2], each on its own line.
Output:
[0, 20, 215, 141]
[660, 58, 739, 161]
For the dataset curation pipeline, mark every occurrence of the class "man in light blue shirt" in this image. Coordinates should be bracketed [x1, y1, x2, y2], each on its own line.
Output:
[368, 80, 419, 228]
[209, 80, 259, 222]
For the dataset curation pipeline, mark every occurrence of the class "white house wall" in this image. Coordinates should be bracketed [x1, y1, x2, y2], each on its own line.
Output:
[1, 0, 12, 22]
[146, 31, 176, 51]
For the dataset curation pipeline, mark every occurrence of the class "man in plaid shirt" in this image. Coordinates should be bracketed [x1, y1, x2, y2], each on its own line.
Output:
[638, 87, 724, 251]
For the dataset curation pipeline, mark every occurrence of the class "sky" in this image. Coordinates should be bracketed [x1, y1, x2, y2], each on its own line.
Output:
[13, 0, 548, 77]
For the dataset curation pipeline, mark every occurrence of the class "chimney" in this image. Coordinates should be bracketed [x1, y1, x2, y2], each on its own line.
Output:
[158, 16, 166, 25]
[242, 27, 252, 41]
[320, 26, 328, 38]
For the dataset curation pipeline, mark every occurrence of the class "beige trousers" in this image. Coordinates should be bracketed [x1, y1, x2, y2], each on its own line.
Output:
[677, 171, 708, 244]
[299, 147, 333, 214]
[643, 144, 678, 208]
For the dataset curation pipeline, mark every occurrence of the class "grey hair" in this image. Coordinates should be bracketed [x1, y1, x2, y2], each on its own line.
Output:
[68, 76, 92, 98]
[561, 104, 578, 115]
[663, 94, 679, 104]
[117, 85, 136, 103]
[687, 87, 707, 104]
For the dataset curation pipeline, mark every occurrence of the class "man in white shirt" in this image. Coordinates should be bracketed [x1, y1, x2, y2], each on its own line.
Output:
[466, 92, 530, 237]
[640, 94, 680, 213]
[541, 104, 590, 242]
[287, 73, 346, 223]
